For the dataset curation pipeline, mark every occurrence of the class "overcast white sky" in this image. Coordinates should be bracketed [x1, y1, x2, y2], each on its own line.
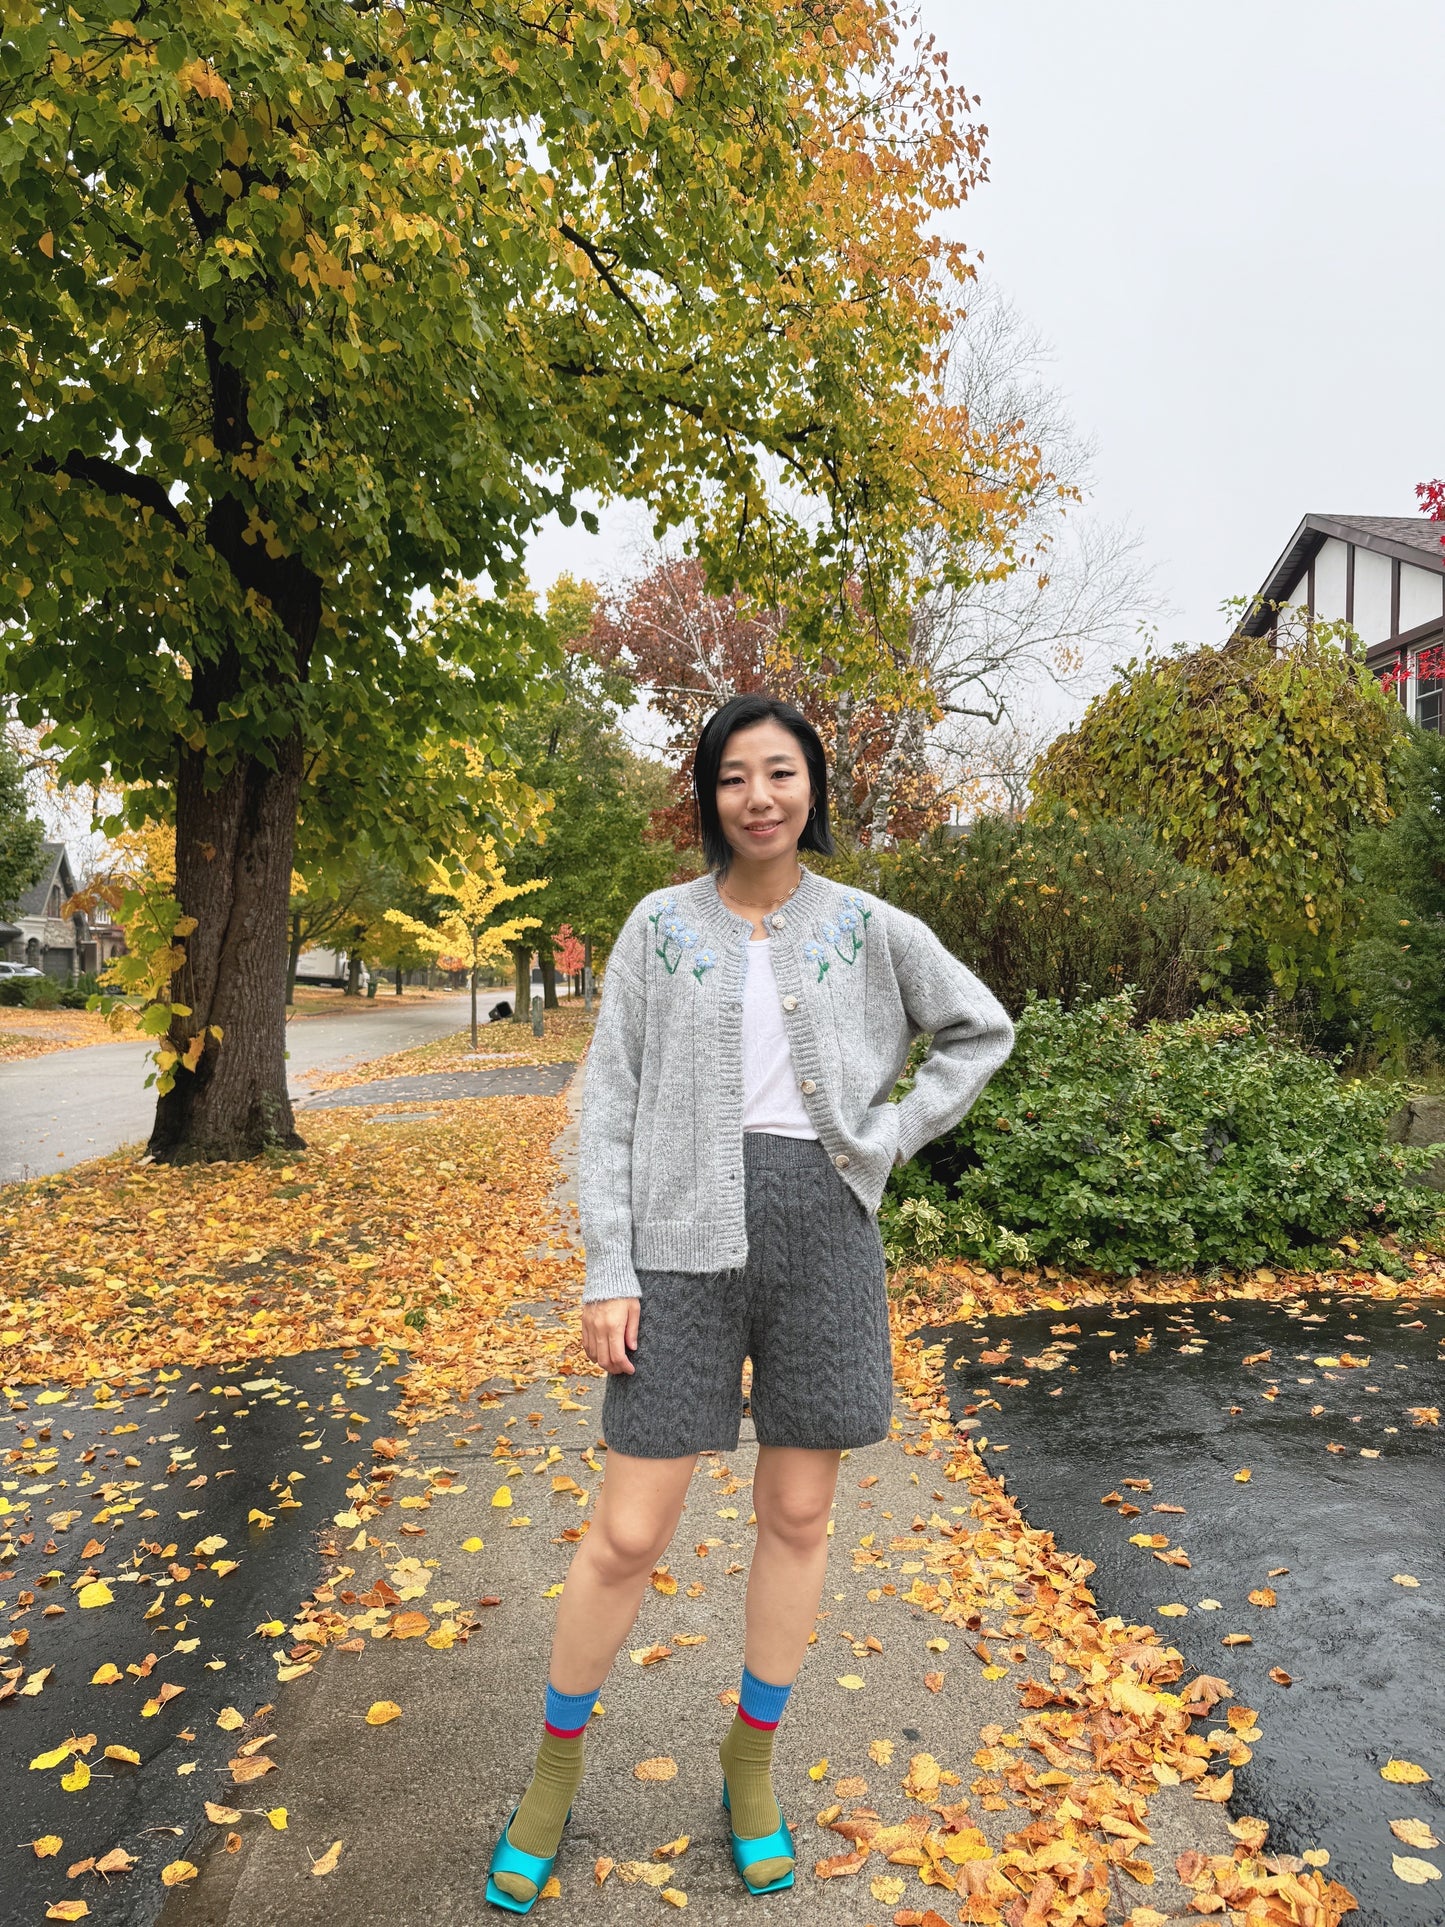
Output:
[528, 0, 1445, 656]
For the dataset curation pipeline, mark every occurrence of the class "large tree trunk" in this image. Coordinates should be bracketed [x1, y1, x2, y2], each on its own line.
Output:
[345, 942, 363, 997]
[148, 731, 305, 1163]
[540, 950, 558, 1009]
[510, 942, 531, 1021]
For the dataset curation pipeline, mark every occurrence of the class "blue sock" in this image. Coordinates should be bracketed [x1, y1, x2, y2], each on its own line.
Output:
[737, 1663, 793, 1732]
[544, 1679, 602, 1739]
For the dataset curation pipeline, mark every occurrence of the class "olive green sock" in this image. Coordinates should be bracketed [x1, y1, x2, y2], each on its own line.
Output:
[493, 1732, 584, 1904]
[720, 1714, 794, 1888]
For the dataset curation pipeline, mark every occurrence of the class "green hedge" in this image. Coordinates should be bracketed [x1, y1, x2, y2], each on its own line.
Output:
[855, 813, 1223, 1023]
[884, 992, 1443, 1275]
[0, 974, 62, 1008]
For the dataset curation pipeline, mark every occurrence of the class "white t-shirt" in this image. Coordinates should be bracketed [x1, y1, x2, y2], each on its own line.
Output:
[741, 938, 818, 1139]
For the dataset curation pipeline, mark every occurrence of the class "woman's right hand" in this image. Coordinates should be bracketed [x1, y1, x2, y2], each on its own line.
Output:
[582, 1297, 640, 1374]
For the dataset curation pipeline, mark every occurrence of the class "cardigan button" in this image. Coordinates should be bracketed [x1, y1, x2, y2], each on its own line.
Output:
[772, 912, 787, 929]
[781, 994, 798, 1011]
[800, 1078, 817, 1094]
[833, 1152, 850, 1169]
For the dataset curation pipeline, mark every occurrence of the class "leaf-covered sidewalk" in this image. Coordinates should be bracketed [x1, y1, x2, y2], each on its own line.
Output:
[1, 1025, 1403, 1923]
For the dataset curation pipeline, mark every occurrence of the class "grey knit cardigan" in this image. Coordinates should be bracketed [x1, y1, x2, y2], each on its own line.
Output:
[577, 865, 1015, 1304]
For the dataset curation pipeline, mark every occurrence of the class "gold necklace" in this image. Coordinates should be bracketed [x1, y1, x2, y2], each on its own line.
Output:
[718, 865, 804, 915]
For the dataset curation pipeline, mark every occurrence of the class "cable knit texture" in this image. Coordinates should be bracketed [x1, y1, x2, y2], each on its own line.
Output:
[600, 1131, 892, 1456]
[578, 866, 1015, 1303]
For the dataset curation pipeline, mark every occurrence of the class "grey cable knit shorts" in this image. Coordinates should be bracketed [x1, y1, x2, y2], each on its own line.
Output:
[600, 1130, 893, 1458]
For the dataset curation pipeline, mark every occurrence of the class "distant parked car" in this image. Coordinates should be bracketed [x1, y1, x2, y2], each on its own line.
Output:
[0, 962, 43, 978]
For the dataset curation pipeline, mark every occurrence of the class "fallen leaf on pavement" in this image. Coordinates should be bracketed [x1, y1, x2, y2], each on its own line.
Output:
[1393, 1856, 1442, 1884]
[310, 1841, 343, 1877]
[814, 1848, 870, 1878]
[633, 1757, 677, 1782]
[32, 1837, 63, 1859]
[365, 1701, 402, 1725]
[1391, 1820, 1441, 1849]
[159, 1862, 197, 1886]
[613, 1862, 671, 1886]
[1382, 1759, 1431, 1785]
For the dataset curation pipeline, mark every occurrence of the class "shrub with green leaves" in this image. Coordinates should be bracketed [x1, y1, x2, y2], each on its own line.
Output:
[1031, 617, 1409, 1009]
[862, 812, 1223, 1022]
[884, 992, 1442, 1274]
[1345, 724, 1445, 1057]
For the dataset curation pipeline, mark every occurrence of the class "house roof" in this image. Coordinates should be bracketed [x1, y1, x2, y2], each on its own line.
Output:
[15, 842, 76, 920]
[1240, 513, 1445, 637]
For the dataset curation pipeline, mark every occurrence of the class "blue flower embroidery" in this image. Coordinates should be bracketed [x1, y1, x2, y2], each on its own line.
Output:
[807, 892, 871, 981]
[649, 897, 716, 982]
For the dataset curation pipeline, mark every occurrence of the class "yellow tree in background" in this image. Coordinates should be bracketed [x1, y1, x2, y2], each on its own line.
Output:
[385, 845, 547, 1053]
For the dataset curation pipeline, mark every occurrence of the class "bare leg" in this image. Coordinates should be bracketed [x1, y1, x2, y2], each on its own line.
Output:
[548, 1446, 698, 1692]
[491, 1447, 697, 1905]
[718, 1445, 841, 1889]
[744, 1444, 841, 1681]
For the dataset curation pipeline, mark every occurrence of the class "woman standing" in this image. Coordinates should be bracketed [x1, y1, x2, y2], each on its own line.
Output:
[486, 694, 1014, 1911]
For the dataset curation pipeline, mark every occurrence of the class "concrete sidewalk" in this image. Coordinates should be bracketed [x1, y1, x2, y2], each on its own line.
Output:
[170, 1079, 1229, 1925]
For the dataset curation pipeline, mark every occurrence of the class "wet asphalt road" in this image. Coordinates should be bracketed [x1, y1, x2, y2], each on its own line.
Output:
[926, 1291, 1445, 1927]
[2, 1352, 403, 1925]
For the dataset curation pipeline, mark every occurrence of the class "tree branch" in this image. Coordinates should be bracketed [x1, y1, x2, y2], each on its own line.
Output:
[557, 222, 655, 341]
[32, 451, 187, 534]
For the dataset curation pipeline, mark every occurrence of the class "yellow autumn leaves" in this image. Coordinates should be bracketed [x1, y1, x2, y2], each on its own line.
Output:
[0, 1096, 581, 1405]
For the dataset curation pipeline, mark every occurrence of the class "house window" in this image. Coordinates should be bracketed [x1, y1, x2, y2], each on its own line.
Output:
[48, 884, 62, 916]
[1414, 642, 1444, 734]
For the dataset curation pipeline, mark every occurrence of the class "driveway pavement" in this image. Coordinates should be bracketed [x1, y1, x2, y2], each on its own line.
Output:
[0, 994, 474, 1183]
[162, 1075, 1231, 1927]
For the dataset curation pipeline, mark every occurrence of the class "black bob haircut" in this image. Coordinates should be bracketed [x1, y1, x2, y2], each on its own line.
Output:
[692, 693, 835, 875]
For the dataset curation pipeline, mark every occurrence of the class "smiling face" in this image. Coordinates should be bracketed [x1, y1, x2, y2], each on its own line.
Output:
[714, 718, 813, 869]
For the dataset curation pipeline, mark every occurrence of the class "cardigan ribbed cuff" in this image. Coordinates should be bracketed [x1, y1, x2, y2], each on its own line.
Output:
[580, 1246, 643, 1304]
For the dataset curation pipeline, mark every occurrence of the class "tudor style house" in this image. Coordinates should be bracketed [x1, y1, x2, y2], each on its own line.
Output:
[1240, 513, 1444, 731]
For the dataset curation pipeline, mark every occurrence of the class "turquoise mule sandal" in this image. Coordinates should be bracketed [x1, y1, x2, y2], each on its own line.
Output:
[485, 1803, 572, 1914]
[722, 1779, 796, 1895]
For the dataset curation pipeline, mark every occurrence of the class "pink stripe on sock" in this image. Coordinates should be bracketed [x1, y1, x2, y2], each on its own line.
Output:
[736, 1706, 780, 1731]
[544, 1719, 588, 1739]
